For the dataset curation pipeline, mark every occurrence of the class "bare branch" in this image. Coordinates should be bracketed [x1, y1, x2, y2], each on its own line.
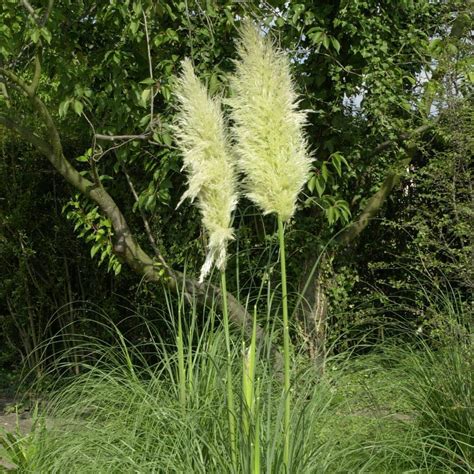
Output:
[122, 164, 169, 271]
[21, 0, 39, 20]
[95, 132, 151, 142]
[40, 0, 55, 27]
[0, 115, 52, 156]
[82, 112, 98, 155]
[142, 8, 155, 127]
[29, 54, 42, 95]
[371, 123, 433, 157]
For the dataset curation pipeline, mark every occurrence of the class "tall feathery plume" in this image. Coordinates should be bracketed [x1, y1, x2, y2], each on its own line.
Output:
[174, 59, 238, 283]
[229, 23, 312, 469]
[229, 22, 312, 222]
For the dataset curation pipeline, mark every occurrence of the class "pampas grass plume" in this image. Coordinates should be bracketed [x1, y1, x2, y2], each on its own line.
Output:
[174, 59, 238, 282]
[230, 23, 312, 222]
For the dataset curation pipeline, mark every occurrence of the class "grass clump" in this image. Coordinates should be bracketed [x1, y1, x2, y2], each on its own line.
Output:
[2, 306, 472, 472]
[400, 342, 473, 471]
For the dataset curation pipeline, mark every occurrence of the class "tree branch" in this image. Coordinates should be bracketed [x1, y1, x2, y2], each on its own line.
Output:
[0, 115, 52, 156]
[29, 54, 42, 95]
[338, 165, 406, 246]
[122, 163, 166, 264]
[95, 132, 152, 142]
[20, 0, 54, 27]
[40, 0, 55, 27]
[370, 123, 433, 157]
[21, 0, 38, 20]
[142, 8, 155, 125]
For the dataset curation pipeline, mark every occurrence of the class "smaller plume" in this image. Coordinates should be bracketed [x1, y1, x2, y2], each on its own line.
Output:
[174, 60, 238, 282]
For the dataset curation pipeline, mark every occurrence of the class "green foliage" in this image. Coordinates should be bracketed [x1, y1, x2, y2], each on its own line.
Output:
[0, 405, 45, 472]
[2, 0, 449, 273]
[0, 0, 257, 282]
[63, 195, 121, 275]
[2, 1, 469, 309]
[336, 97, 473, 349]
[307, 154, 353, 225]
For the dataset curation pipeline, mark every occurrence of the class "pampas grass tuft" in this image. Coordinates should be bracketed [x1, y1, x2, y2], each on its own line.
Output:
[174, 60, 238, 282]
[229, 23, 312, 222]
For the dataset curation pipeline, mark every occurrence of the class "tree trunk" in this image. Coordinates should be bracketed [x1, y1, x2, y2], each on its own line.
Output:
[299, 158, 415, 369]
[298, 254, 331, 372]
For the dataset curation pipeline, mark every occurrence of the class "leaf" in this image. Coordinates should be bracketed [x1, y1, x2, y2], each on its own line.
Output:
[73, 100, 83, 116]
[133, 1, 142, 15]
[326, 206, 335, 225]
[309, 30, 325, 46]
[140, 78, 155, 85]
[331, 153, 342, 177]
[400, 100, 412, 112]
[130, 20, 140, 35]
[141, 88, 151, 105]
[331, 37, 341, 53]
[321, 162, 329, 181]
[208, 73, 219, 95]
[315, 176, 326, 197]
[91, 244, 100, 258]
[139, 114, 151, 128]
[98, 249, 107, 265]
[307, 174, 316, 193]
[161, 84, 171, 102]
[322, 35, 330, 50]
[145, 194, 155, 210]
[31, 29, 40, 44]
[58, 100, 70, 118]
[40, 28, 52, 44]
[162, 132, 172, 147]
[339, 155, 350, 169]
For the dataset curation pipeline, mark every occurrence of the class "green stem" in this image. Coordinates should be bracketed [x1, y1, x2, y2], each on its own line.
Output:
[278, 215, 290, 470]
[221, 269, 237, 469]
[176, 306, 186, 413]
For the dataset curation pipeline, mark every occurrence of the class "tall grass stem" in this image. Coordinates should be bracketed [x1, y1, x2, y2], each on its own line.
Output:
[176, 304, 186, 412]
[221, 270, 237, 469]
[278, 215, 291, 469]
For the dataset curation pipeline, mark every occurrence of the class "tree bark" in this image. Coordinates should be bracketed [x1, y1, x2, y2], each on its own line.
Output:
[298, 254, 330, 371]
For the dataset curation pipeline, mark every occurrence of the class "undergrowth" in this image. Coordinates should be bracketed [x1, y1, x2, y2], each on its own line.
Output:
[1, 300, 471, 473]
